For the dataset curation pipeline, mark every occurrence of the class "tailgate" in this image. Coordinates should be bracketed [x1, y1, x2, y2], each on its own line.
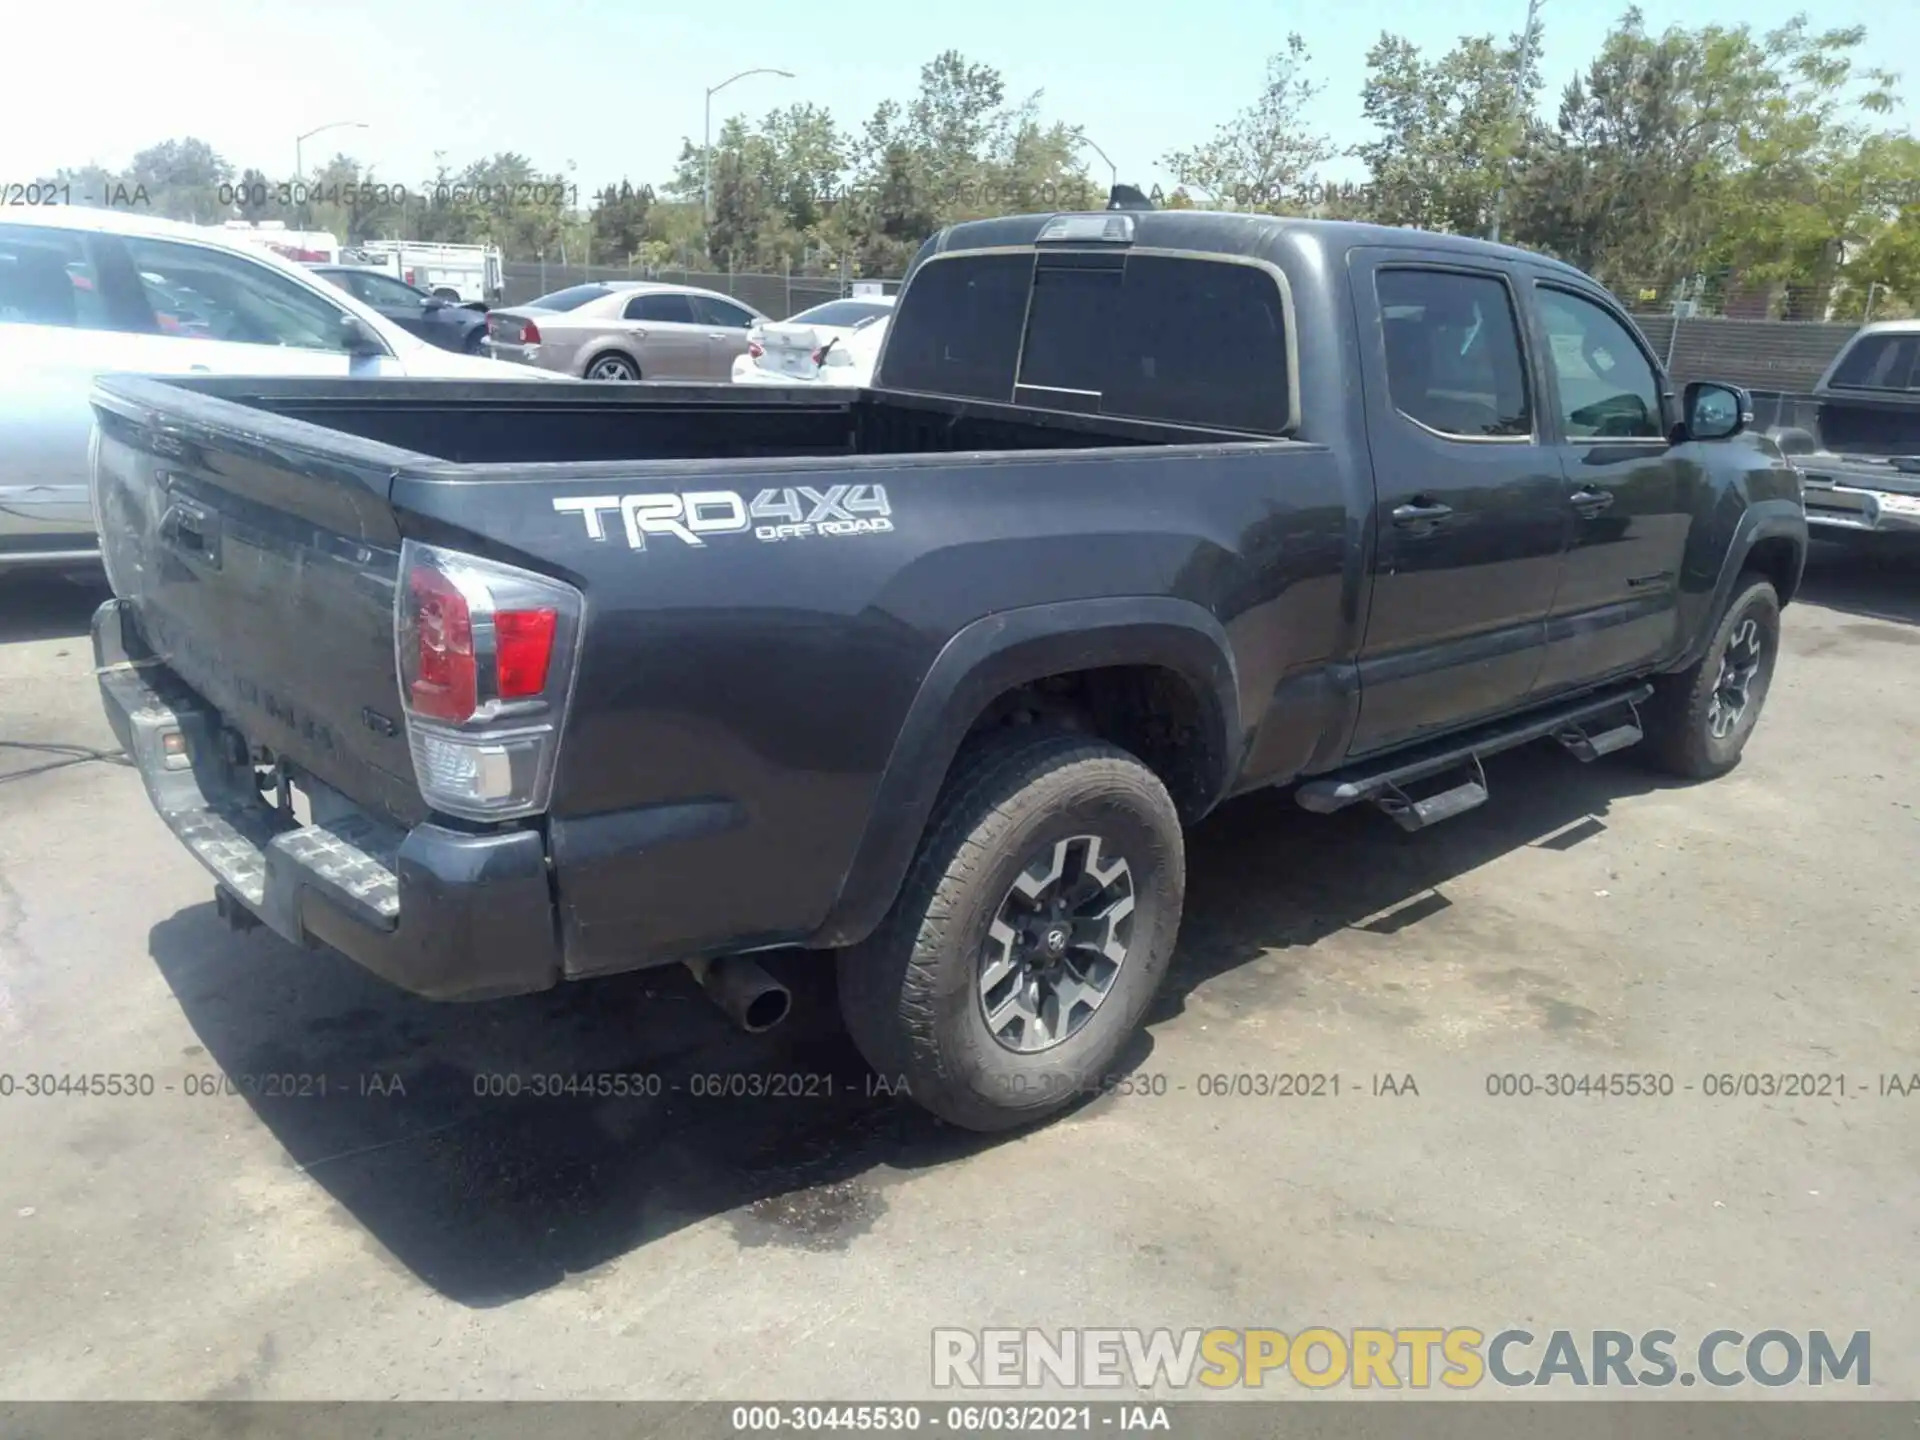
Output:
[90, 375, 426, 827]
[1815, 395, 1920, 463]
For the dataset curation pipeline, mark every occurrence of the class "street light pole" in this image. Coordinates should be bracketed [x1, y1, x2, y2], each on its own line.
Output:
[1488, 0, 1543, 244]
[1076, 134, 1118, 203]
[294, 120, 369, 227]
[703, 68, 794, 245]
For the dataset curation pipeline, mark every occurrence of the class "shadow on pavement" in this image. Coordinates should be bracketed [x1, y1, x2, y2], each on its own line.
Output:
[1796, 538, 1920, 626]
[148, 727, 1686, 1308]
[0, 571, 111, 645]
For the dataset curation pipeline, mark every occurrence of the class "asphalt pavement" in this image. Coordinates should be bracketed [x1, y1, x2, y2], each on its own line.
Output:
[0, 548, 1915, 1401]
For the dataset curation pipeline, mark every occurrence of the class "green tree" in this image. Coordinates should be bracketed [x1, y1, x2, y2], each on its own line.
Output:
[1159, 35, 1335, 212]
[125, 138, 232, 223]
[589, 180, 656, 261]
[1508, 8, 1904, 309]
[1354, 23, 1542, 236]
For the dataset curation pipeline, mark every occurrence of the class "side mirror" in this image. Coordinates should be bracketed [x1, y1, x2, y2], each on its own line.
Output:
[423, 296, 446, 312]
[1681, 381, 1751, 442]
[339, 314, 386, 357]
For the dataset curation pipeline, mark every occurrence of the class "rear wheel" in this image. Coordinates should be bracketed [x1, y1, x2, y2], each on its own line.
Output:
[837, 730, 1185, 1132]
[585, 352, 640, 381]
[1642, 573, 1781, 779]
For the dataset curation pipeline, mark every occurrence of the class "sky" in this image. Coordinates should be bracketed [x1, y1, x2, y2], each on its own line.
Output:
[4, 0, 1916, 203]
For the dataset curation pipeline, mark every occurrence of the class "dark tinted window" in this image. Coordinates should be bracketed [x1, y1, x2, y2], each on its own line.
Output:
[1013, 254, 1291, 432]
[1016, 262, 1119, 402]
[879, 252, 1033, 400]
[1537, 287, 1662, 439]
[1829, 333, 1920, 391]
[691, 294, 756, 328]
[626, 291, 696, 323]
[0, 225, 108, 329]
[1102, 256, 1289, 432]
[1376, 269, 1531, 439]
[529, 283, 612, 311]
[790, 298, 893, 328]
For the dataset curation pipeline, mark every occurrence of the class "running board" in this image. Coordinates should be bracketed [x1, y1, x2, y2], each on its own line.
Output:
[1296, 683, 1655, 818]
[1553, 712, 1644, 762]
[1372, 757, 1490, 833]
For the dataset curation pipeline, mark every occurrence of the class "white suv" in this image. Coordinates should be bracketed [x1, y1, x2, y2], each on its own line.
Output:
[0, 204, 558, 572]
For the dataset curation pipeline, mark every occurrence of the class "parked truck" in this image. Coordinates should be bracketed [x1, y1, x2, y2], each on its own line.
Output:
[1764, 319, 1920, 541]
[89, 208, 1806, 1132]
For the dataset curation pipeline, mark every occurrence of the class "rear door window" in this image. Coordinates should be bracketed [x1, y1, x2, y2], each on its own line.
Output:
[626, 292, 697, 323]
[691, 295, 755, 328]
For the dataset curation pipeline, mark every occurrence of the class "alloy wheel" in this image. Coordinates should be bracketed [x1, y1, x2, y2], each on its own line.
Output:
[978, 834, 1135, 1054]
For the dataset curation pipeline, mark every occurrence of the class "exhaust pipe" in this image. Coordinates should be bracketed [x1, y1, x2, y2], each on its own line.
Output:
[685, 956, 792, 1033]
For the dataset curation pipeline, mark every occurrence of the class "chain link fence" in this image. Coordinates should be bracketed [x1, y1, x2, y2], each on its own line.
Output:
[500, 262, 902, 319]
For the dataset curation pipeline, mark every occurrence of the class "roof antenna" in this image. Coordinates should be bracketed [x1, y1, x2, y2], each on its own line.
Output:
[1107, 184, 1154, 212]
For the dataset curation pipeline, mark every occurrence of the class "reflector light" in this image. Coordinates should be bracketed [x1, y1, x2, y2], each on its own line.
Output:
[495, 608, 558, 698]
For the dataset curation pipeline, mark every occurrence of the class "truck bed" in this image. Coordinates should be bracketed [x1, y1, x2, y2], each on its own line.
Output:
[148, 376, 1257, 464]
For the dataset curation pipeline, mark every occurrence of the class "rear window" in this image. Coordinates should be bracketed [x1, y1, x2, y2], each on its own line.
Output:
[883, 250, 1292, 433]
[790, 298, 893, 328]
[527, 283, 613, 312]
[880, 253, 1032, 401]
[1828, 333, 1920, 391]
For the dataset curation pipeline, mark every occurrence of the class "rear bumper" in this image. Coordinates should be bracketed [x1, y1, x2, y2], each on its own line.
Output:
[93, 599, 562, 1001]
[1796, 456, 1920, 535]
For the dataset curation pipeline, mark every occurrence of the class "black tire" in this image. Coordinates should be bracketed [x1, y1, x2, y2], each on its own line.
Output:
[1642, 573, 1781, 779]
[837, 730, 1185, 1132]
[584, 352, 640, 381]
[463, 327, 489, 355]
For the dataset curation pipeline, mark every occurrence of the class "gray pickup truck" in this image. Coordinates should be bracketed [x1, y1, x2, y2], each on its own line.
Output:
[90, 206, 1806, 1134]
[1767, 320, 1920, 539]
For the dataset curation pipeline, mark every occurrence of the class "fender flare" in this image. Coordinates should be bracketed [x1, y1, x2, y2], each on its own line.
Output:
[809, 596, 1241, 950]
[1669, 500, 1807, 674]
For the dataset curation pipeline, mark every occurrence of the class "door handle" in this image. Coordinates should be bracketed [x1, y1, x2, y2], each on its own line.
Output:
[1570, 487, 1615, 514]
[707, 332, 727, 340]
[1390, 499, 1454, 527]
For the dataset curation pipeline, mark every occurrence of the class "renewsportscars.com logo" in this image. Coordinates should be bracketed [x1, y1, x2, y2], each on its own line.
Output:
[931, 1327, 1871, 1391]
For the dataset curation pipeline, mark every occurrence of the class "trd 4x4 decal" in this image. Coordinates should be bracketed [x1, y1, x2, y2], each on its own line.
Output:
[553, 485, 893, 550]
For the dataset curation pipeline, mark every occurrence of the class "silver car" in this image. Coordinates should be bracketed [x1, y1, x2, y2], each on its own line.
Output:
[484, 281, 766, 381]
[0, 204, 552, 572]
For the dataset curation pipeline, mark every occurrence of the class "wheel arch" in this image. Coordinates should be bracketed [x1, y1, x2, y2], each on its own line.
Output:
[809, 597, 1240, 951]
[1668, 500, 1806, 674]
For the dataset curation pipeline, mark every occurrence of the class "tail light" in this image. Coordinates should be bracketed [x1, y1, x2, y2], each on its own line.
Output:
[748, 340, 765, 359]
[395, 541, 584, 821]
[405, 269, 416, 285]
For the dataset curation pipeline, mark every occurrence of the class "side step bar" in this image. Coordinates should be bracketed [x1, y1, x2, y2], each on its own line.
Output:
[1296, 683, 1654, 825]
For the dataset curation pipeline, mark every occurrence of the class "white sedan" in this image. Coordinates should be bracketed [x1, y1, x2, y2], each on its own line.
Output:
[0, 203, 557, 572]
[732, 296, 893, 386]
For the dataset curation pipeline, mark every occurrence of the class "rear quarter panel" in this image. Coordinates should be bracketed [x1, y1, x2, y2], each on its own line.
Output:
[390, 438, 1350, 974]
